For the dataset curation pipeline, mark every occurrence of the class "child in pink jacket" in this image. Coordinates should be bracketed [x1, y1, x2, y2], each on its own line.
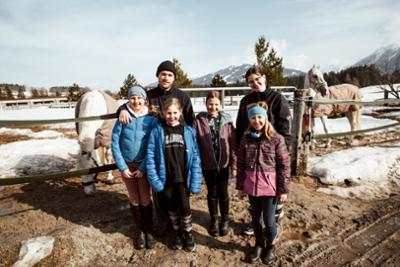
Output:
[236, 102, 290, 265]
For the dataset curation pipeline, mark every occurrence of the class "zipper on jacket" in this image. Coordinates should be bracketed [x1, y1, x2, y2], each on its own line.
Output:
[253, 139, 261, 196]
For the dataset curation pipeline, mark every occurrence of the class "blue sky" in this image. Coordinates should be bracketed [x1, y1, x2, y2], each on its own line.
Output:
[1, 0, 399, 90]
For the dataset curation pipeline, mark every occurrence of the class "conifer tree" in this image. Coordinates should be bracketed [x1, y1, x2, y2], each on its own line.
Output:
[255, 36, 286, 86]
[68, 83, 82, 101]
[173, 58, 192, 88]
[119, 74, 138, 99]
[31, 88, 39, 98]
[17, 87, 26, 99]
[5, 85, 14, 99]
[210, 74, 227, 87]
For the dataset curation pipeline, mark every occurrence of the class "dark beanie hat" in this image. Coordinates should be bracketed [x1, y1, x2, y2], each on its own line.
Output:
[156, 60, 176, 77]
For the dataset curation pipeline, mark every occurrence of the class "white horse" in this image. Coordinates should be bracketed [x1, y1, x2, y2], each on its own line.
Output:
[75, 90, 117, 194]
[304, 65, 362, 147]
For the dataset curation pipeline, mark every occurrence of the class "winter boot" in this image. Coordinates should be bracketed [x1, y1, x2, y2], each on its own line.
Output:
[249, 244, 263, 263]
[130, 204, 145, 249]
[141, 203, 155, 249]
[207, 197, 219, 237]
[169, 211, 183, 250]
[262, 245, 277, 264]
[219, 197, 230, 236]
[182, 231, 195, 252]
[172, 230, 184, 250]
[181, 214, 195, 252]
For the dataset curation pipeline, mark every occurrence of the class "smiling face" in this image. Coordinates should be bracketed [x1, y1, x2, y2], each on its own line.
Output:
[249, 114, 266, 132]
[163, 104, 182, 126]
[206, 97, 221, 118]
[246, 73, 267, 92]
[128, 95, 146, 113]
[158, 70, 175, 90]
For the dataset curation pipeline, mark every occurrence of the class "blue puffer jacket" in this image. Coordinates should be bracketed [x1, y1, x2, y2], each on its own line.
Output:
[112, 111, 158, 173]
[146, 123, 203, 193]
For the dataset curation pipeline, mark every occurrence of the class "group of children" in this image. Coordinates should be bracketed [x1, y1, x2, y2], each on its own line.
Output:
[111, 84, 290, 264]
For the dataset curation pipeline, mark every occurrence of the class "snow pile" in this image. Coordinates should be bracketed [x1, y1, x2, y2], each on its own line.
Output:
[0, 138, 79, 178]
[12, 236, 55, 267]
[308, 145, 400, 199]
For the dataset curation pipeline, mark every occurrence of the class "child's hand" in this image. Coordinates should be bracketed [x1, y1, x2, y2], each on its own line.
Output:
[119, 110, 131, 125]
[279, 194, 288, 202]
[132, 170, 144, 179]
[121, 169, 133, 179]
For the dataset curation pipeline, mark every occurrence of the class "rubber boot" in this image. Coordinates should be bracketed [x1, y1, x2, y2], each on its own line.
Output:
[219, 197, 230, 236]
[207, 197, 219, 237]
[130, 204, 145, 249]
[141, 203, 155, 249]
[249, 244, 263, 263]
[262, 245, 277, 264]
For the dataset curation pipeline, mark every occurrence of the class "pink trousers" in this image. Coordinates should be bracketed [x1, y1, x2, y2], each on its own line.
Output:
[122, 162, 151, 206]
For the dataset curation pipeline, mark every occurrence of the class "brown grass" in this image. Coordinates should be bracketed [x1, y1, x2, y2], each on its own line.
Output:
[0, 134, 31, 145]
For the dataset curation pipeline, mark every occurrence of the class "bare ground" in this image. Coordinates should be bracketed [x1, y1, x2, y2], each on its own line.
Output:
[1, 126, 400, 266]
[1, 171, 400, 266]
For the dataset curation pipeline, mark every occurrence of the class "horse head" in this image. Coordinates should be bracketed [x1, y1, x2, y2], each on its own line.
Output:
[304, 65, 329, 97]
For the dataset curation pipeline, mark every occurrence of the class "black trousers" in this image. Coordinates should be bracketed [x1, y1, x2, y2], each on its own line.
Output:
[203, 168, 229, 201]
[248, 195, 277, 246]
[162, 182, 191, 217]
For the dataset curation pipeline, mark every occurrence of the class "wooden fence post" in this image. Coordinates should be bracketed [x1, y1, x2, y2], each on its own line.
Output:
[290, 89, 306, 176]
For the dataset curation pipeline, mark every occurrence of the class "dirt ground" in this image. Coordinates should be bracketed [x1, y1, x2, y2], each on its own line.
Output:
[1, 124, 400, 266]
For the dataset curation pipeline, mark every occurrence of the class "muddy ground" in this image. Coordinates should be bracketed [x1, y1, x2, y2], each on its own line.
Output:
[1, 125, 400, 266]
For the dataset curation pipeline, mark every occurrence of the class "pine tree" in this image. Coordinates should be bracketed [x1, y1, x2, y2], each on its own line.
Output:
[5, 85, 14, 99]
[119, 74, 138, 99]
[210, 74, 227, 87]
[17, 87, 26, 99]
[173, 58, 192, 88]
[31, 88, 39, 98]
[255, 36, 286, 86]
[68, 83, 82, 101]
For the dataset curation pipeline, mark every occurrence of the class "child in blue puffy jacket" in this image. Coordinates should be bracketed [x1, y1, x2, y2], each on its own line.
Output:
[112, 85, 158, 250]
[146, 97, 202, 252]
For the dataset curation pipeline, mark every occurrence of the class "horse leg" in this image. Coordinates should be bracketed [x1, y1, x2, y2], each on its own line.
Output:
[320, 115, 331, 148]
[104, 147, 114, 184]
[82, 174, 97, 195]
[347, 109, 362, 146]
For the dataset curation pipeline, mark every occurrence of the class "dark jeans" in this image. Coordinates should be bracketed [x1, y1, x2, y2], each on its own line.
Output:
[248, 195, 277, 246]
[203, 168, 229, 201]
[162, 182, 191, 217]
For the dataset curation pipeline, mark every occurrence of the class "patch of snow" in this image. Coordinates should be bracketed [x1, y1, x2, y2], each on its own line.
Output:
[12, 236, 55, 267]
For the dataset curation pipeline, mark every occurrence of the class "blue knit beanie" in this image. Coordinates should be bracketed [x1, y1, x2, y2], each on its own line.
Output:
[247, 106, 267, 119]
[128, 86, 147, 100]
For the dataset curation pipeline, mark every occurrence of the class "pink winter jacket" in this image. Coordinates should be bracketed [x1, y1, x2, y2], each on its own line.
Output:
[236, 133, 290, 197]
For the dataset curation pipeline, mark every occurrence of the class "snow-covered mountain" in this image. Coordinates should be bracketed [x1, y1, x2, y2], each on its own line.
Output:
[353, 44, 400, 73]
[191, 63, 304, 86]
